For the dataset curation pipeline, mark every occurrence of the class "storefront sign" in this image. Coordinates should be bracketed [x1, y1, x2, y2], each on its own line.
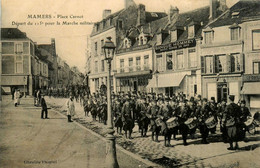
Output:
[243, 74, 260, 82]
[155, 39, 196, 53]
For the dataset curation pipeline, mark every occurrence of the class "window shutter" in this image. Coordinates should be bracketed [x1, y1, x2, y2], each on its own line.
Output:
[226, 54, 231, 72]
[213, 55, 218, 73]
[201, 56, 205, 73]
[240, 53, 244, 72]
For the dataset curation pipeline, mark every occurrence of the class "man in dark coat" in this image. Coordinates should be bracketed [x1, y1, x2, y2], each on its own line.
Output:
[11, 87, 15, 100]
[177, 99, 190, 146]
[238, 100, 251, 141]
[223, 95, 240, 150]
[121, 95, 135, 139]
[41, 94, 49, 119]
[147, 99, 160, 142]
[197, 98, 211, 144]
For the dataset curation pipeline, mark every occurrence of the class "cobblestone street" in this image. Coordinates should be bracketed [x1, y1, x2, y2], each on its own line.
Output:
[47, 97, 260, 168]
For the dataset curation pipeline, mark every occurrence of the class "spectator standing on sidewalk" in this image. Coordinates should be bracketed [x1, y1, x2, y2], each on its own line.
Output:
[41, 93, 49, 119]
[66, 95, 75, 122]
[11, 87, 15, 100]
[14, 89, 21, 107]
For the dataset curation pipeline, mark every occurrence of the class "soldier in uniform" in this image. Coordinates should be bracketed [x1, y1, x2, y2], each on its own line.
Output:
[121, 95, 135, 139]
[187, 97, 197, 139]
[197, 98, 211, 144]
[223, 95, 240, 150]
[238, 100, 251, 141]
[138, 97, 150, 137]
[177, 98, 190, 146]
[147, 99, 160, 142]
[113, 96, 123, 135]
[217, 99, 228, 143]
[209, 97, 218, 134]
[159, 97, 173, 147]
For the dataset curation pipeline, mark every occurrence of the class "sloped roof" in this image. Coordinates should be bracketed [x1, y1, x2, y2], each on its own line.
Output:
[1, 28, 29, 40]
[208, 0, 260, 28]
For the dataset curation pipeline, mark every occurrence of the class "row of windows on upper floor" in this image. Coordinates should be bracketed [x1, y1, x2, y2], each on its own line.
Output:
[203, 27, 260, 49]
[1, 42, 34, 55]
[1, 55, 48, 75]
[93, 27, 260, 55]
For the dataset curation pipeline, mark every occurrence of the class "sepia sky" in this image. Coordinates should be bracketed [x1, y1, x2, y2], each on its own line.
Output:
[2, 0, 239, 73]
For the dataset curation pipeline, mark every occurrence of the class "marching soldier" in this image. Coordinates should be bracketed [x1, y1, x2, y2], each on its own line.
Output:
[187, 97, 197, 139]
[217, 99, 228, 143]
[177, 98, 190, 146]
[113, 96, 123, 135]
[223, 95, 240, 150]
[209, 97, 218, 134]
[121, 95, 135, 139]
[197, 98, 211, 144]
[238, 100, 251, 141]
[147, 99, 160, 142]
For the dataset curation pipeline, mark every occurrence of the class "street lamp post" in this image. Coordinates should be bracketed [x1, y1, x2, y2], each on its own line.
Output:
[102, 37, 119, 168]
[24, 76, 26, 98]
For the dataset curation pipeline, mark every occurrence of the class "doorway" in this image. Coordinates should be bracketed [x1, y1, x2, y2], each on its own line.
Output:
[217, 82, 229, 103]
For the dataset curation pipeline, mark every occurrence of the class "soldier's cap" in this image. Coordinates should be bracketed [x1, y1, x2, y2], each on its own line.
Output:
[228, 95, 235, 101]
[202, 98, 208, 102]
[210, 97, 215, 101]
[240, 100, 246, 104]
[190, 97, 195, 102]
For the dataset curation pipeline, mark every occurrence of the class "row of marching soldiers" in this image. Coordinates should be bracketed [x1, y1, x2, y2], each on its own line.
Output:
[83, 92, 260, 150]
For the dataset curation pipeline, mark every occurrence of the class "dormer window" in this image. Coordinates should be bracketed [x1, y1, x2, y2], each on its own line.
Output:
[118, 20, 123, 29]
[157, 33, 162, 45]
[96, 24, 100, 32]
[204, 27, 214, 44]
[229, 24, 241, 41]
[123, 38, 131, 48]
[188, 25, 195, 38]
[171, 30, 177, 42]
[138, 34, 147, 46]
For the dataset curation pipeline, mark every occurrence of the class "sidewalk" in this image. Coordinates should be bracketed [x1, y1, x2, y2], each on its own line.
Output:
[46, 97, 260, 168]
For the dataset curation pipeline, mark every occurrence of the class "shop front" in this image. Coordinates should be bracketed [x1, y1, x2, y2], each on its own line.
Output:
[241, 74, 260, 114]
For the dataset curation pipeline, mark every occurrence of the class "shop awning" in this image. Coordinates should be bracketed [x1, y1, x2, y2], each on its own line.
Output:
[1, 76, 27, 86]
[241, 82, 260, 95]
[147, 72, 187, 88]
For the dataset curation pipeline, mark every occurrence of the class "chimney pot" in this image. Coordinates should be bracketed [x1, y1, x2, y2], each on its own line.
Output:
[103, 9, 112, 19]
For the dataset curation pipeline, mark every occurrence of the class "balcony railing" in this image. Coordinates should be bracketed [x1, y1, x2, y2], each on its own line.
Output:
[117, 65, 150, 73]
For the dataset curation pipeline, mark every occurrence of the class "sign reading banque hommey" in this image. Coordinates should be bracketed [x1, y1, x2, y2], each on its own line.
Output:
[155, 39, 196, 53]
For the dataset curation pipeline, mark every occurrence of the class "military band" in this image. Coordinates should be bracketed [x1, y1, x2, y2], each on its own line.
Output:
[42, 85, 259, 150]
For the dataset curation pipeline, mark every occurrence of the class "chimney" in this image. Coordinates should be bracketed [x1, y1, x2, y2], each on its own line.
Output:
[137, 4, 146, 26]
[124, 0, 135, 9]
[51, 38, 56, 56]
[219, 0, 228, 11]
[209, 0, 217, 20]
[168, 6, 179, 23]
[102, 9, 111, 19]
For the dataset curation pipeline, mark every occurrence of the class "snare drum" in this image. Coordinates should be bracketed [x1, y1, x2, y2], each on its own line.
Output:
[184, 118, 198, 130]
[166, 117, 179, 129]
[205, 117, 217, 129]
[244, 118, 255, 131]
[155, 118, 163, 127]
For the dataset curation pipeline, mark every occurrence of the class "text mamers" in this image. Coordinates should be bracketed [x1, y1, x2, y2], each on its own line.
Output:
[27, 14, 52, 19]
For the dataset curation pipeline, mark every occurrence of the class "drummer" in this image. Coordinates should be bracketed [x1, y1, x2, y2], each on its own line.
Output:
[170, 98, 179, 140]
[238, 100, 251, 141]
[209, 97, 218, 134]
[187, 97, 197, 139]
[177, 98, 190, 146]
[147, 99, 160, 142]
[197, 98, 211, 144]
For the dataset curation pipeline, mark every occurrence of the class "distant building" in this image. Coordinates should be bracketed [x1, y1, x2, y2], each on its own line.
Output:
[38, 38, 58, 88]
[1, 28, 36, 95]
[88, 0, 167, 93]
[200, 0, 260, 109]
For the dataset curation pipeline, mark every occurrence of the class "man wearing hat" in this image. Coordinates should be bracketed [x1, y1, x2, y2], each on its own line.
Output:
[197, 98, 211, 144]
[238, 100, 251, 141]
[66, 95, 75, 122]
[122, 95, 135, 139]
[223, 95, 240, 150]
[147, 99, 160, 142]
[41, 93, 49, 119]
